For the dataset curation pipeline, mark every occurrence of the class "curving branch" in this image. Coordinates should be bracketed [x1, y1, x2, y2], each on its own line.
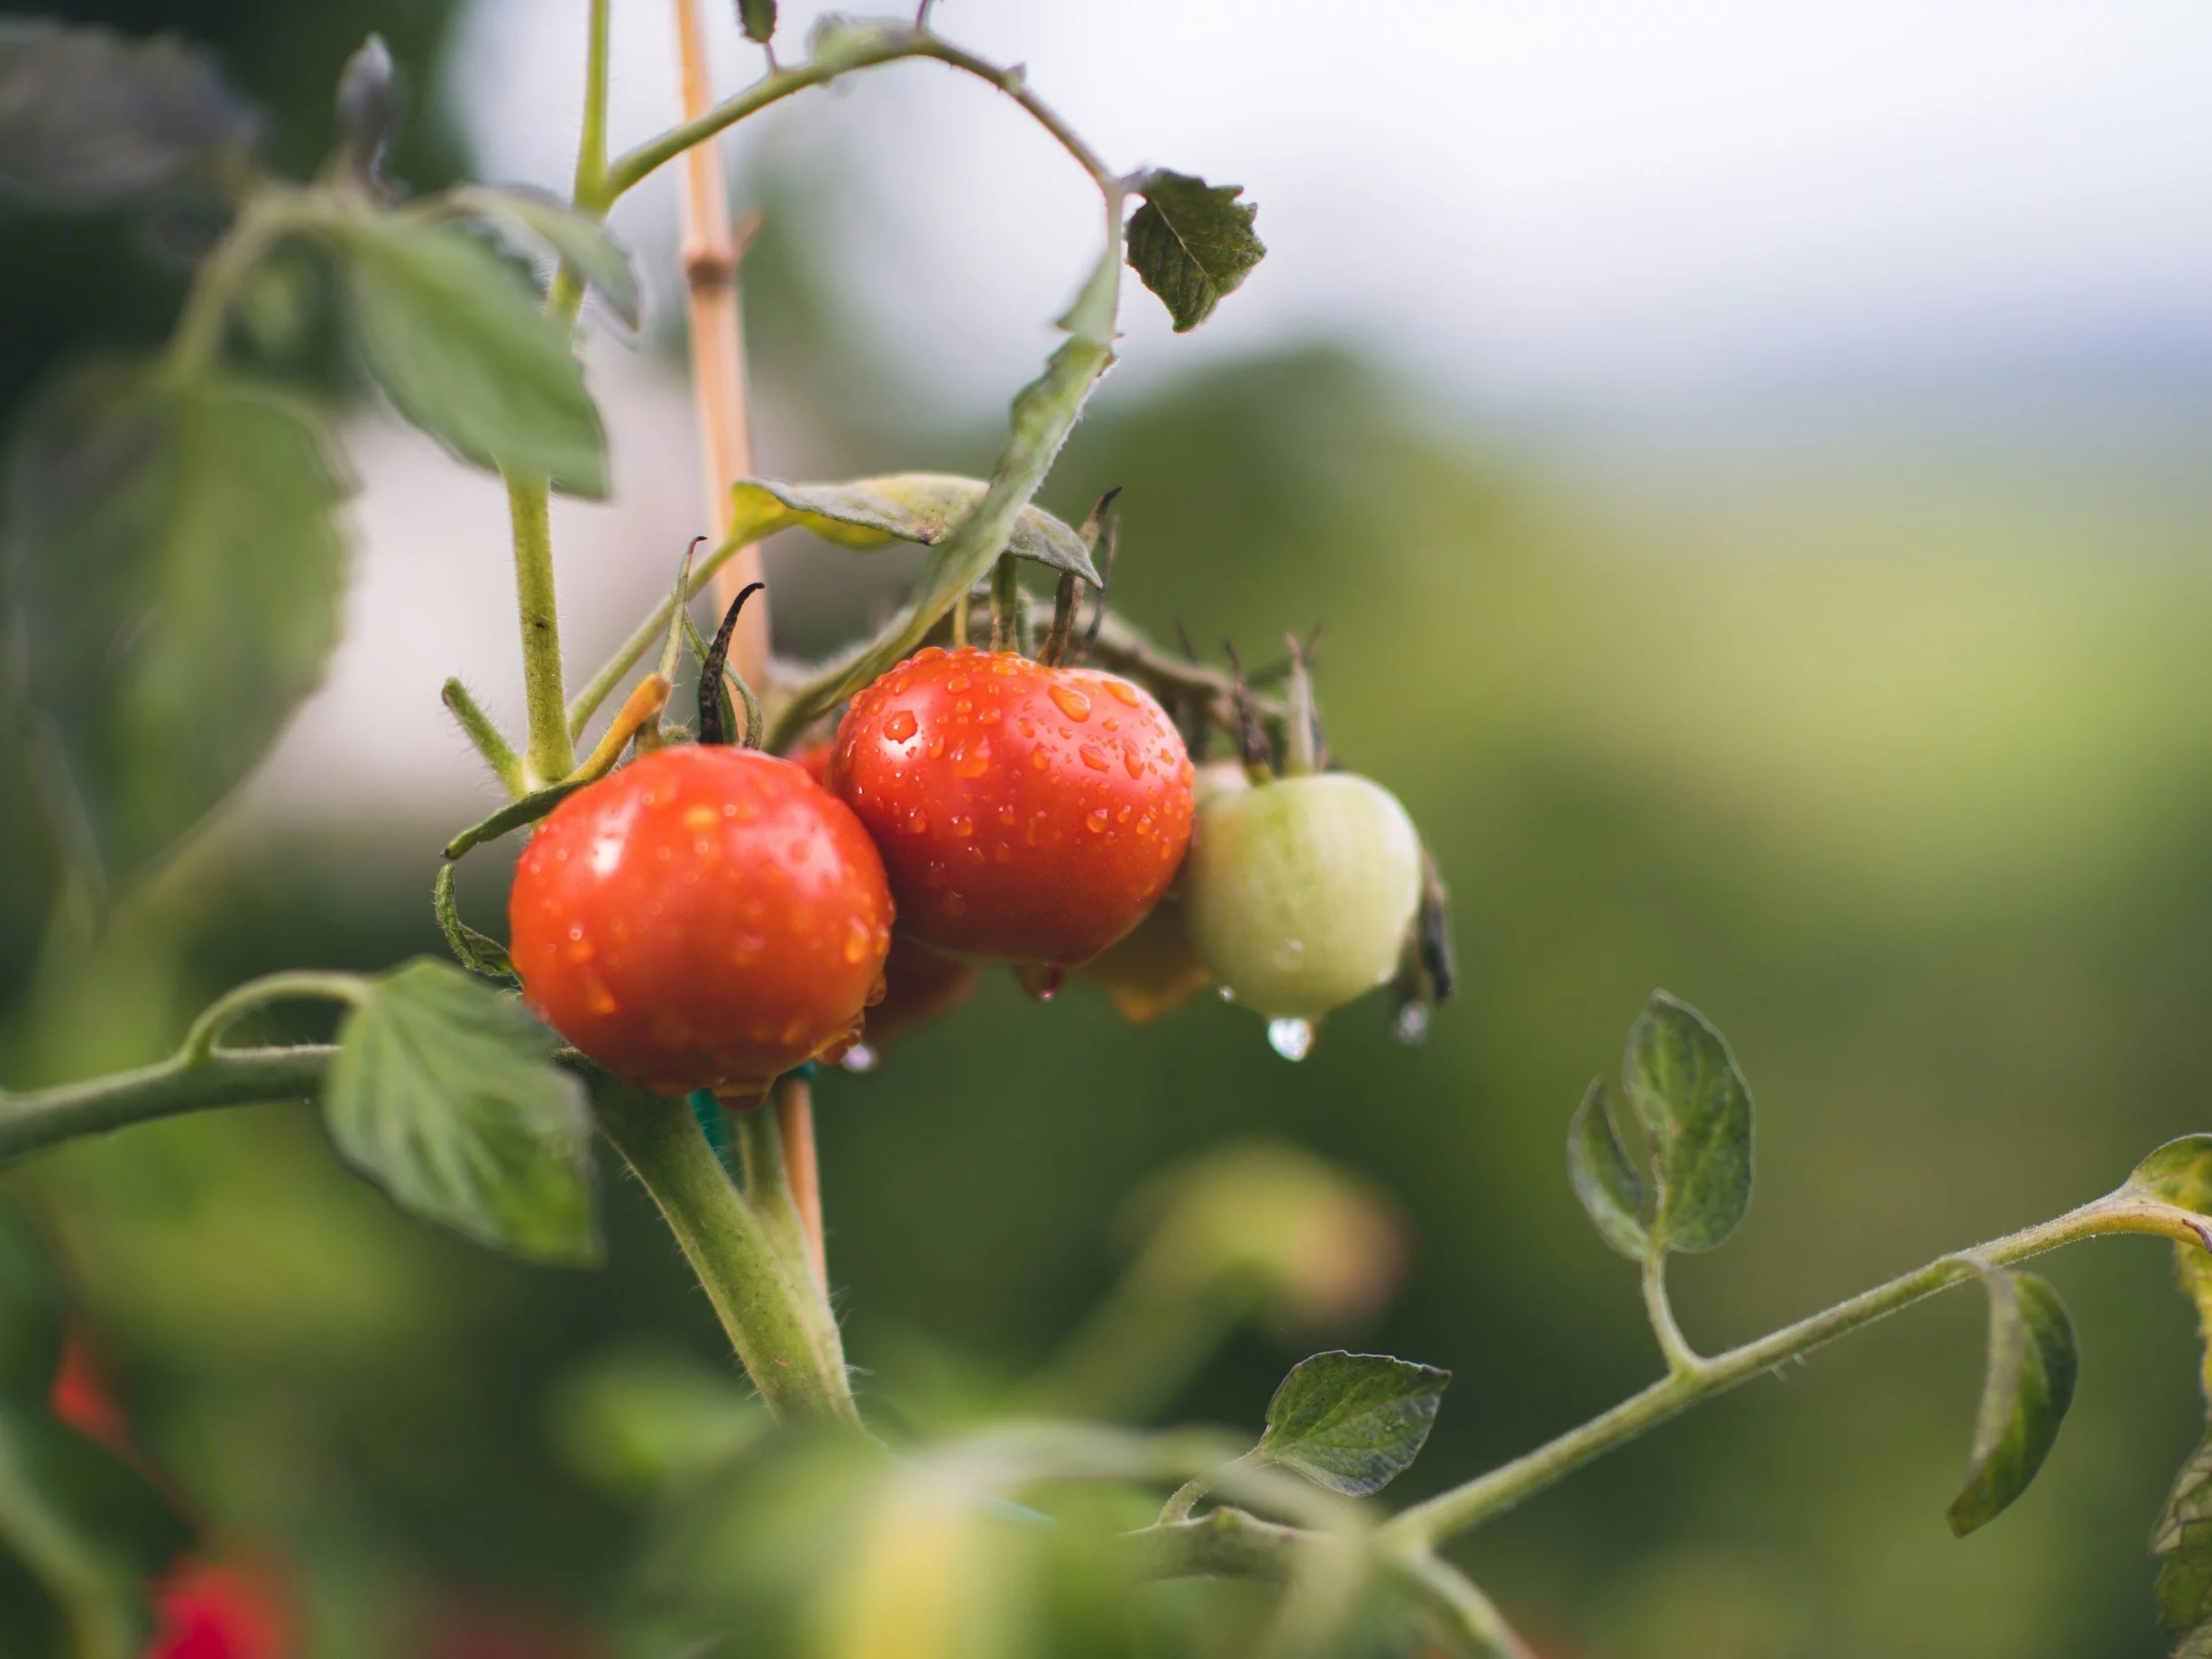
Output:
[0, 1046, 335, 1167]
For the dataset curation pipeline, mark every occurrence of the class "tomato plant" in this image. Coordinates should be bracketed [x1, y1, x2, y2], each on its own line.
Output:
[829, 646, 1194, 967]
[508, 745, 891, 1101]
[1, 8, 2209, 1659]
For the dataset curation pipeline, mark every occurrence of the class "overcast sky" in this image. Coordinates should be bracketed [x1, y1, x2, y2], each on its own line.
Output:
[446, 0, 2212, 412]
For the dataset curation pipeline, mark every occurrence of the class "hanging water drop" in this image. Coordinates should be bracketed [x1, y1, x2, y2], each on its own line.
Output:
[840, 1042, 879, 1074]
[1267, 1017, 1315, 1061]
[1217, 985, 1236, 1003]
[1393, 1002, 1432, 1047]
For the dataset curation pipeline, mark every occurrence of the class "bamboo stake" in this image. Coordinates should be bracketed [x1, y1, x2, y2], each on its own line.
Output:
[671, 0, 825, 1281]
[673, 0, 769, 688]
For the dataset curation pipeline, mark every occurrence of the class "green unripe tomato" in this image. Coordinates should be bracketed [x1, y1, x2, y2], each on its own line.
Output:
[1185, 772, 1422, 1021]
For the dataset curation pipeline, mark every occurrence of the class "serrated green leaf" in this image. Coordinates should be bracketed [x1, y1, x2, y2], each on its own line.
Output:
[738, 0, 778, 46]
[454, 186, 639, 330]
[1253, 1351, 1448, 1498]
[325, 960, 598, 1264]
[0, 1403, 194, 1659]
[0, 22, 257, 208]
[729, 474, 1101, 584]
[1566, 1077, 1648, 1260]
[1, 362, 347, 883]
[1621, 991, 1753, 1254]
[1946, 1264, 2077, 1536]
[1126, 170, 1265, 333]
[335, 219, 607, 498]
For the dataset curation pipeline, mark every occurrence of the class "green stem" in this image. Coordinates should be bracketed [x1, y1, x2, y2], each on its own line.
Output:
[0, 1048, 335, 1167]
[593, 1086, 859, 1426]
[1377, 1191, 2207, 1552]
[504, 472, 575, 786]
[604, 28, 1114, 206]
[441, 677, 528, 798]
[566, 527, 748, 741]
[177, 970, 364, 1063]
[1641, 1251, 1701, 1376]
[575, 0, 612, 207]
[167, 188, 292, 375]
[1118, 1513, 1528, 1659]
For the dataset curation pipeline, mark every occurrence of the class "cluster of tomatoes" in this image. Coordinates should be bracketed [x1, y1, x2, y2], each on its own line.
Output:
[508, 636, 1429, 1104]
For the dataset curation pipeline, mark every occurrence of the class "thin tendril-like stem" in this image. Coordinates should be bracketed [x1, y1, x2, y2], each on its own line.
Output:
[1377, 1188, 2210, 1551]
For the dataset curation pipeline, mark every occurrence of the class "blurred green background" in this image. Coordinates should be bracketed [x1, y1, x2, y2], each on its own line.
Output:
[7, 3, 2212, 1655]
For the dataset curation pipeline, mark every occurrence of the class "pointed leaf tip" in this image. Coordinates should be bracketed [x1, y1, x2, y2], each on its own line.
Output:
[1253, 1350, 1448, 1498]
[1946, 1264, 2078, 1536]
[1623, 990, 1753, 1254]
[1126, 170, 1265, 332]
[1567, 1077, 1649, 1259]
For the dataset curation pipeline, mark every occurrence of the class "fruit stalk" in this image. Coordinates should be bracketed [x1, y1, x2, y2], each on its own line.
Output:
[594, 1085, 859, 1425]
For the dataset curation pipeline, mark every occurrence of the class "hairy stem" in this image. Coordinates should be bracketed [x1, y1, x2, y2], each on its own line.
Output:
[505, 472, 575, 786]
[596, 1086, 858, 1425]
[441, 678, 528, 797]
[1379, 1191, 2209, 1551]
[0, 1048, 335, 1167]
[177, 969, 364, 1063]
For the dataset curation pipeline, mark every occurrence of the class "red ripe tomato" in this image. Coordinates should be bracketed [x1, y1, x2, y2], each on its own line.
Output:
[828, 646, 1195, 967]
[509, 746, 894, 1100]
[854, 931, 980, 1061]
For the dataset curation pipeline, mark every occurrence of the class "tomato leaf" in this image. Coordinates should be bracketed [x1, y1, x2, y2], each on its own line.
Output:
[1126, 170, 1265, 333]
[1253, 1350, 1449, 1498]
[452, 185, 639, 330]
[0, 21, 257, 208]
[335, 219, 608, 498]
[729, 474, 1102, 584]
[1944, 1264, 2077, 1535]
[1621, 991, 1753, 1254]
[738, 0, 778, 46]
[325, 960, 599, 1265]
[1, 362, 347, 884]
[1566, 1077, 1649, 1260]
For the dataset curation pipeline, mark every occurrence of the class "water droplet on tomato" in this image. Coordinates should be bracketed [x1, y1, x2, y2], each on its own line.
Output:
[1106, 680, 1140, 706]
[1049, 683, 1092, 721]
[953, 739, 991, 777]
[1079, 743, 1110, 772]
[1123, 743, 1145, 778]
[925, 861, 949, 888]
[948, 674, 970, 692]
[943, 892, 968, 915]
[1086, 807, 1109, 832]
[904, 810, 929, 834]
[1267, 1018, 1316, 1061]
[950, 815, 974, 837]
[884, 709, 918, 742]
[1032, 749, 1051, 770]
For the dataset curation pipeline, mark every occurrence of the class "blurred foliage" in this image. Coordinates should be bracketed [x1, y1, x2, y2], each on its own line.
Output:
[5, 3, 2212, 1655]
